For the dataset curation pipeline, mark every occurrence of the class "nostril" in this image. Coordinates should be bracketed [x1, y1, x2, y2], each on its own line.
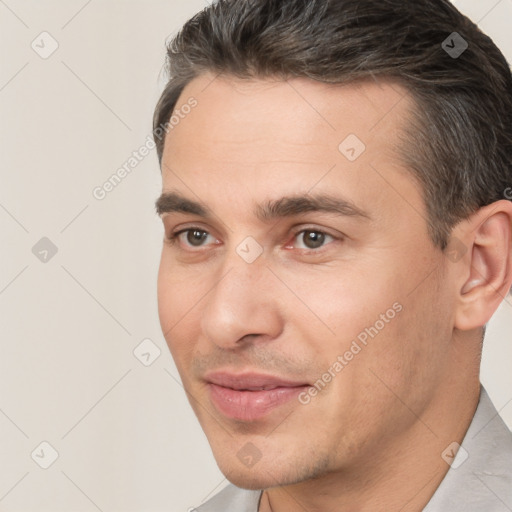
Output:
[238, 333, 265, 343]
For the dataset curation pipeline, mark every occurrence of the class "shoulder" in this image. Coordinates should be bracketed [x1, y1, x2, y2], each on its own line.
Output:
[424, 386, 512, 511]
[194, 484, 262, 512]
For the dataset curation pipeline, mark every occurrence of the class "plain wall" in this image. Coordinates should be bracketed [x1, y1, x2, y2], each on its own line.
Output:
[0, 0, 510, 510]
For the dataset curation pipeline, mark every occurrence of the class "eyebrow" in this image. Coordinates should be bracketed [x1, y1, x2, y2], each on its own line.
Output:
[256, 195, 370, 221]
[155, 192, 208, 217]
[155, 191, 370, 221]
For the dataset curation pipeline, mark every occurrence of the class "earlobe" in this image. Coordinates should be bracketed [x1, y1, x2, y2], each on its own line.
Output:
[454, 201, 512, 331]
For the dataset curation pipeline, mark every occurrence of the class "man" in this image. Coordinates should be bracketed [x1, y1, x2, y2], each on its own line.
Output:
[153, 0, 512, 510]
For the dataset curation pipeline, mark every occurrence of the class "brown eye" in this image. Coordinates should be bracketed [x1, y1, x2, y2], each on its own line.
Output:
[185, 229, 209, 246]
[302, 231, 325, 249]
[295, 230, 333, 250]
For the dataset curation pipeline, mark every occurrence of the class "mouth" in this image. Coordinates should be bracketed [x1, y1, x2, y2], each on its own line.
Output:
[204, 371, 310, 422]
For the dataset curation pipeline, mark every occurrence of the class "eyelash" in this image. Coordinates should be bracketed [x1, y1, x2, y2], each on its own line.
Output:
[167, 228, 217, 247]
[166, 226, 339, 252]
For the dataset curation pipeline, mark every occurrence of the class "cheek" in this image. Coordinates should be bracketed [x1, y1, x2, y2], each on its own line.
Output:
[157, 252, 202, 328]
[284, 256, 441, 394]
[341, 265, 452, 406]
[157, 258, 204, 365]
[157, 262, 176, 333]
[283, 265, 403, 352]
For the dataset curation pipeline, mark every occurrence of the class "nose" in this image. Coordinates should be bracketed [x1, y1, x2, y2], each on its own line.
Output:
[200, 252, 283, 349]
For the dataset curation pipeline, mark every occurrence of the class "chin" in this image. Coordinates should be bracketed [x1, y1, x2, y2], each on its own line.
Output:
[213, 457, 271, 489]
[225, 473, 272, 490]
[225, 468, 299, 491]
[217, 455, 320, 491]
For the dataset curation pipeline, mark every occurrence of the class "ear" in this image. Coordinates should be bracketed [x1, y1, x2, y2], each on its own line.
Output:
[453, 200, 512, 331]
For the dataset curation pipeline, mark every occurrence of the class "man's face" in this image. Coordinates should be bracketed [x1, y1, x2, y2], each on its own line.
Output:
[157, 75, 456, 489]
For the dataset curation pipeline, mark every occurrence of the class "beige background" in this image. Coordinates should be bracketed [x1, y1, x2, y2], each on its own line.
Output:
[0, 0, 510, 510]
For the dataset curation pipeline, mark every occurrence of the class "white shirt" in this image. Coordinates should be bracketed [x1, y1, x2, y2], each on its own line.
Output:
[194, 387, 512, 511]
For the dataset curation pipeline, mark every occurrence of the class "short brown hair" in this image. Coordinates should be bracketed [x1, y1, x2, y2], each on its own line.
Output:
[153, 0, 512, 248]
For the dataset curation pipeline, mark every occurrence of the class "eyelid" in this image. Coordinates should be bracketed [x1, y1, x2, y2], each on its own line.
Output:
[168, 225, 221, 250]
[289, 224, 343, 240]
[285, 225, 344, 251]
[165, 220, 214, 238]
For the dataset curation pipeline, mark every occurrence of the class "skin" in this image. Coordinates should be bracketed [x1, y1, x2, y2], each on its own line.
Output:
[156, 73, 512, 511]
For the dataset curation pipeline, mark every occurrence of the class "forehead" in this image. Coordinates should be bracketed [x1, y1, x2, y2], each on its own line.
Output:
[162, 74, 414, 166]
[160, 73, 421, 224]
[166, 73, 412, 141]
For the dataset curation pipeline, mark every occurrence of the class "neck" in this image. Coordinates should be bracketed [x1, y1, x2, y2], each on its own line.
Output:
[259, 379, 480, 512]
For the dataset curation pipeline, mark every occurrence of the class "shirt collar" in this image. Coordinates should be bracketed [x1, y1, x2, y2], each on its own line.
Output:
[424, 385, 512, 511]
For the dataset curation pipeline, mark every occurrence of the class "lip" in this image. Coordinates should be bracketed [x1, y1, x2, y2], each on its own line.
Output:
[205, 371, 309, 421]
